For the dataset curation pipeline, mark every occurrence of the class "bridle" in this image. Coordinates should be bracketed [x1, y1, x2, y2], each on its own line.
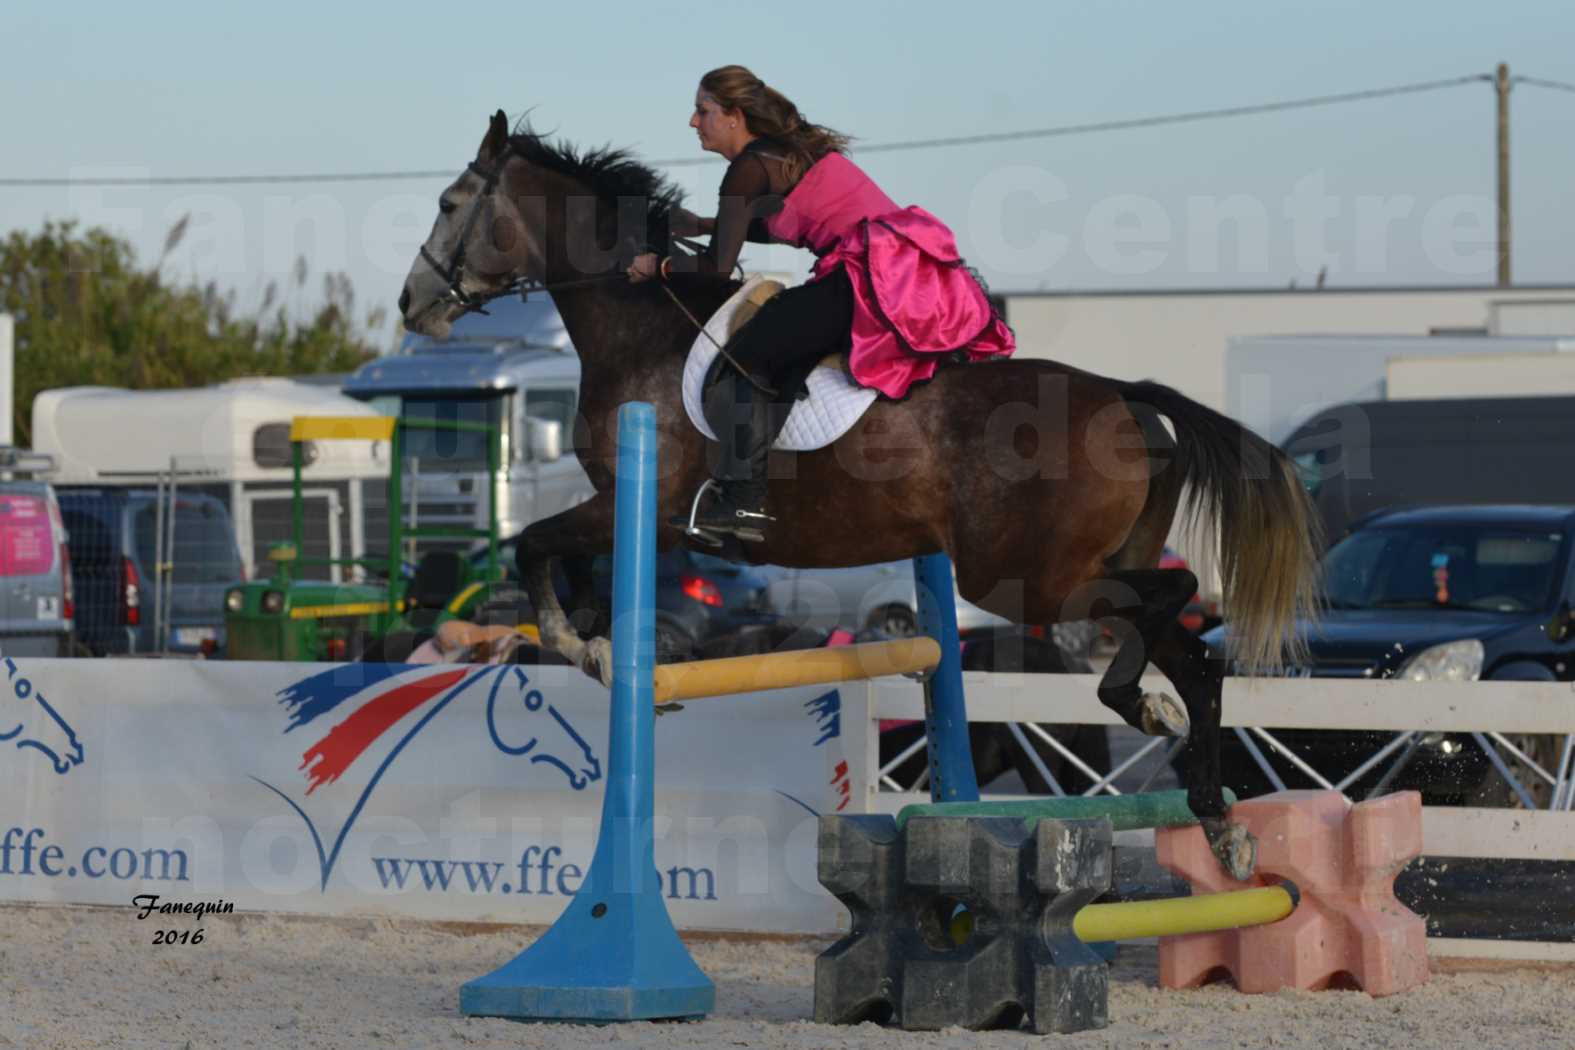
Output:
[417, 147, 515, 314]
[417, 143, 630, 316]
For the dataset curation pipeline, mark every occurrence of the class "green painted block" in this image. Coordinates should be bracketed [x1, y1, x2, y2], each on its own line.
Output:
[895, 789, 1237, 833]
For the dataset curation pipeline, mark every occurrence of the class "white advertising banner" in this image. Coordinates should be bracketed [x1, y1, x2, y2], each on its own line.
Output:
[0, 652, 868, 934]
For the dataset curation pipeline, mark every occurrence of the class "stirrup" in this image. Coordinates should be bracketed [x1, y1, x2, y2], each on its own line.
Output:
[671, 479, 726, 548]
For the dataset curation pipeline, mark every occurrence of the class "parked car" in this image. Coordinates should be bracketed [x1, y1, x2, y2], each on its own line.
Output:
[57, 489, 244, 656]
[0, 480, 75, 657]
[471, 539, 778, 659]
[1200, 504, 1575, 803]
[761, 560, 1023, 640]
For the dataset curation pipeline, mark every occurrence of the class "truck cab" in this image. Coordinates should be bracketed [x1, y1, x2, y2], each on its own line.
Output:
[342, 297, 592, 557]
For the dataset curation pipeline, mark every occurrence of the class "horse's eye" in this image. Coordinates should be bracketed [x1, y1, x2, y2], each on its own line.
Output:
[439, 198, 457, 215]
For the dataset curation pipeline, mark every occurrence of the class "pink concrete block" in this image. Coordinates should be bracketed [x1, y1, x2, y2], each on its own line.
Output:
[1154, 790, 1429, 997]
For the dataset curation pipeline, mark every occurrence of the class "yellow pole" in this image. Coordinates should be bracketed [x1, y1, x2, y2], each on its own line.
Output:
[652, 638, 941, 705]
[1072, 885, 1295, 943]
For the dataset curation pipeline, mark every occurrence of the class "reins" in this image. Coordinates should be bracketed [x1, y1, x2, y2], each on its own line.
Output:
[655, 277, 778, 398]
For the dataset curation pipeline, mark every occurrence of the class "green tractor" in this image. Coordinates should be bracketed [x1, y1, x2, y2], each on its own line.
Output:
[223, 414, 518, 661]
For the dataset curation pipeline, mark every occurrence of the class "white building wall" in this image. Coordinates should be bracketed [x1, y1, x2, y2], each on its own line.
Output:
[1003, 285, 1575, 415]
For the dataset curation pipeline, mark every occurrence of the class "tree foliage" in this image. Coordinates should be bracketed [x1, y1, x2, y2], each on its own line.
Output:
[0, 220, 385, 446]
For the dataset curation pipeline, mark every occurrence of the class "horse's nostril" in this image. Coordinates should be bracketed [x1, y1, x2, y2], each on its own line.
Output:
[398, 287, 411, 316]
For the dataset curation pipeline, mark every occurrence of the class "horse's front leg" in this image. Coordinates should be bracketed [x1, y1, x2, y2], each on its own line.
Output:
[518, 496, 617, 686]
[560, 552, 609, 639]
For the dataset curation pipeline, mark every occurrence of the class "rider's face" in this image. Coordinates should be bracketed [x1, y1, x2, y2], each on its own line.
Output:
[690, 90, 736, 155]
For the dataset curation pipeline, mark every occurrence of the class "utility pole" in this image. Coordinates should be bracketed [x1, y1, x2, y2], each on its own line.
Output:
[1496, 62, 1511, 287]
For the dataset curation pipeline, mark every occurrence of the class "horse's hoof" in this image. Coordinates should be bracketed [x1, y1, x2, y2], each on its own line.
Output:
[1139, 692, 1190, 738]
[1210, 823, 1258, 881]
[582, 637, 614, 688]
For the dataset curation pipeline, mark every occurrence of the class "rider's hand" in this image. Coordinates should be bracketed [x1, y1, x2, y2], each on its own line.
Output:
[627, 252, 660, 283]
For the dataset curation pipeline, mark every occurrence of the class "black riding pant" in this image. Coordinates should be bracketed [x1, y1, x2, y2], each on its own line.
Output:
[705, 268, 855, 483]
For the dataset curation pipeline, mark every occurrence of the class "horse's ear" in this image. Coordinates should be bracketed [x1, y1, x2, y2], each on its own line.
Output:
[483, 109, 509, 159]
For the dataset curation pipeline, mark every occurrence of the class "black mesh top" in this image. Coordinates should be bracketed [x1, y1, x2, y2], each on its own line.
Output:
[684, 137, 802, 276]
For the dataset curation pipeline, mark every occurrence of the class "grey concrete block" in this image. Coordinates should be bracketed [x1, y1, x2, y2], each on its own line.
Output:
[814, 813, 1112, 1034]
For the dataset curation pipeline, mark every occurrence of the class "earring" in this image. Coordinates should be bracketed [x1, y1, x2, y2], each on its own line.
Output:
[729, 122, 736, 128]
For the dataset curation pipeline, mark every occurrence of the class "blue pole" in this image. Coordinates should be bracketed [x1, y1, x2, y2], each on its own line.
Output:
[460, 402, 714, 1022]
[607, 399, 658, 894]
[912, 553, 980, 803]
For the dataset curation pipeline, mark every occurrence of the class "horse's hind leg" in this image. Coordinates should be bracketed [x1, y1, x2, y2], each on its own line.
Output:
[1147, 622, 1253, 880]
[1093, 568, 1198, 740]
[1092, 568, 1254, 879]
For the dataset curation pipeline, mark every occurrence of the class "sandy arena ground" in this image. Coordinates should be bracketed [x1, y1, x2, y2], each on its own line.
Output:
[2, 904, 1570, 1049]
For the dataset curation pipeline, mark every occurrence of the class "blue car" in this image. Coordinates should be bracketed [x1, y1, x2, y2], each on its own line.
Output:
[586, 549, 778, 660]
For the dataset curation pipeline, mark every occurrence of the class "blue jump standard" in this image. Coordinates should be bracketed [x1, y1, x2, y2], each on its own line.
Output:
[459, 402, 715, 1023]
[913, 552, 981, 804]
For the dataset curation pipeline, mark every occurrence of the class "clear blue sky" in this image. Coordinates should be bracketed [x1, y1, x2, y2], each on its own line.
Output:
[5, 0, 1573, 347]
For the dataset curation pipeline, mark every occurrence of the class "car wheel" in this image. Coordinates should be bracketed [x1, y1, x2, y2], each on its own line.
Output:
[1467, 732, 1562, 808]
[869, 604, 918, 638]
[653, 618, 697, 664]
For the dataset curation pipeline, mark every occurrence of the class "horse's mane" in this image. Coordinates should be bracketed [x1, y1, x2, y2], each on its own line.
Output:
[507, 119, 739, 327]
[507, 122, 683, 228]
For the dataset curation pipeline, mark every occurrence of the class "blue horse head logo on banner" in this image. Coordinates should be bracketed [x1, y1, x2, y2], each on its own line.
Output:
[0, 656, 84, 775]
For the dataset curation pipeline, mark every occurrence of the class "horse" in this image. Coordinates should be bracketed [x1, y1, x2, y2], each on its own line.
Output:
[397, 110, 1322, 879]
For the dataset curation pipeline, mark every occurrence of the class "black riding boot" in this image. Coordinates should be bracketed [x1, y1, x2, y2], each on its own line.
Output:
[685, 369, 777, 542]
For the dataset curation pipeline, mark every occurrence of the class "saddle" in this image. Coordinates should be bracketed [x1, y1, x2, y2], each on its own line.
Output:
[720, 280, 844, 374]
[680, 276, 880, 452]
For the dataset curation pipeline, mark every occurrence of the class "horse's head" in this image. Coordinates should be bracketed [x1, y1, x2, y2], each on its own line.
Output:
[400, 109, 543, 338]
[400, 109, 684, 338]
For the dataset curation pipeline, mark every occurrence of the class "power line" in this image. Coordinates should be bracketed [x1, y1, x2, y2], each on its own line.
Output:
[0, 72, 1499, 188]
[854, 73, 1490, 154]
[1516, 74, 1575, 95]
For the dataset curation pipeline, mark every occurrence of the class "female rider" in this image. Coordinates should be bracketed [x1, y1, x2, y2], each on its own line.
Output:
[629, 65, 1015, 541]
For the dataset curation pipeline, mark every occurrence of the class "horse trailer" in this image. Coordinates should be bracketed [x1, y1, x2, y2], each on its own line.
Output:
[31, 379, 392, 586]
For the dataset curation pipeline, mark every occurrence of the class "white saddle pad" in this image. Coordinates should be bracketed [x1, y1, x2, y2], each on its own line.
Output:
[681, 276, 879, 452]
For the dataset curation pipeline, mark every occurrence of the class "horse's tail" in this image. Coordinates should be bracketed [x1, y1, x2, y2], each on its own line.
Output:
[1115, 380, 1322, 674]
